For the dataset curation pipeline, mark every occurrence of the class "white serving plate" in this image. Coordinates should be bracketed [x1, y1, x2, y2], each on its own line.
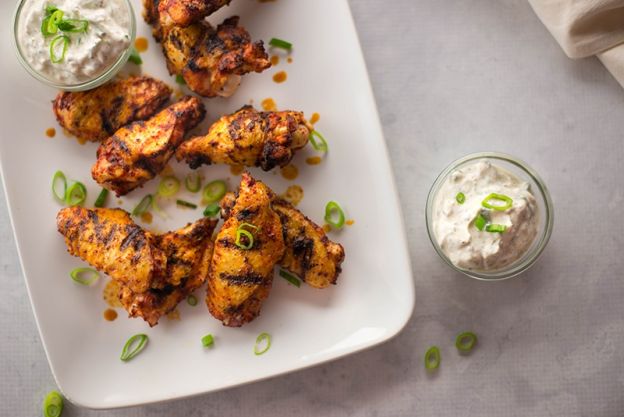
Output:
[0, 0, 414, 409]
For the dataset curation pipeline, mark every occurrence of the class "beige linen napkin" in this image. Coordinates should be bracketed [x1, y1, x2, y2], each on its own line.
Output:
[528, 0, 624, 87]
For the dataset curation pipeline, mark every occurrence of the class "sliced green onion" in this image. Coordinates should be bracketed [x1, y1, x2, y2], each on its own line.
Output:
[65, 181, 87, 206]
[187, 294, 198, 306]
[456, 192, 466, 204]
[424, 346, 440, 370]
[120, 334, 148, 362]
[455, 331, 478, 352]
[51, 170, 67, 202]
[45, 5, 59, 15]
[176, 199, 197, 209]
[475, 213, 487, 231]
[185, 172, 202, 192]
[203, 180, 227, 203]
[279, 269, 301, 287]
[151, 195, 168, 219]
[175, 74, 186, 85]
[94, 188, 109, 208]
[235, 229, 254, 250]
[42, 390, 63, 417]
[203, 203, 220, 218]
[485, 224, 507, 233]
[50, 35, 70, 63]
[70, 267, 99, 286]
[269, 37, 292, 51]
[57, 19, 89, 33]
[324, 201, 345, 229]
[132, 195, 153, 216]
[254, 332, 271, 355]
[157, 176, 180, 197]
[201, 334, 214, 347]
[128, 47, 142, 65]
[482, 193, 513, 211]
[45, 10, 64, 36]
[309, 130, 328, 152]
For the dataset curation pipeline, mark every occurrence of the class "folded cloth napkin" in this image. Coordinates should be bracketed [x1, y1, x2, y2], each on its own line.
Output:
[528, 0, 624, 87]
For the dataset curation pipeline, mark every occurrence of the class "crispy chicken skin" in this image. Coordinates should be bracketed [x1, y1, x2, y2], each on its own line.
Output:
[53, 76, 172, 142]
[207, 173, 285, 327]
[57, 206, 217, 326]
[221, 193, 346, 289]
[159, 0, 232, 27]
[92, 96, 206, 196]
[177, 106, 312, 171]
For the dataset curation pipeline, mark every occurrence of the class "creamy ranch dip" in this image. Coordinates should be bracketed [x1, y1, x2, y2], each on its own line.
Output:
[432, 161, 539, 271]
[17, 0, 132, 85]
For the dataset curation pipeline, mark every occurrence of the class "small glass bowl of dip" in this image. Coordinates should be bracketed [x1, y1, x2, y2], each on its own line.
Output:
[425, 152, 554, 281]
[12, 0, 136, 92]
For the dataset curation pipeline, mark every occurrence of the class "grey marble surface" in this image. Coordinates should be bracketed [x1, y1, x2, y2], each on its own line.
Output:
[3, 0, 624, 415]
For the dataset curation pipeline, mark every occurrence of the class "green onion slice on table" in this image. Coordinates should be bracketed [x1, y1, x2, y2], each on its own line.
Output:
[132, 195, 153, 216]
[158, 176, 180, 197]
[235, 223, 258, 250]
[309, 130, 328, 152]
[279, 269, 301, 287]
[185, 172, 202, 192]
[254, 332, 271, 355]
[455, 331, 478, 352]
[65, 181, 87, 206]
[51, 170, 67, 202]
[94, 188, 109, 208]
[120, 334, 148, 362]
[203, 180, 227, 203]
[70, 267, 99, 286]
[324, 201, 345, 229]
[50, 35, 70, 63]
[176, 199, 197, 209]
[42, 390, 64, 417]
[268, 37, 292, 51]
[203, 203, 220, 218]
[201, 334, 214, 347]
[482, 193, 513, 211]
[424, 346, 441, 370]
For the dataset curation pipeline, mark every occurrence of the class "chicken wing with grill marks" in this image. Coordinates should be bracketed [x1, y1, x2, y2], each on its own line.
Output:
[221, 193, 346, 289]
[207, 172, 285, 327]
[57, 206, 217, 326]
[177, 106, 311, 171]
[53, 76, 172, 142]
[92, 96, 205, 196]
[159, 0, 232, 27]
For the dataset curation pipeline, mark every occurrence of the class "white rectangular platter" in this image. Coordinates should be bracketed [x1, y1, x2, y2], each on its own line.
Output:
[0, 0, 414, 409]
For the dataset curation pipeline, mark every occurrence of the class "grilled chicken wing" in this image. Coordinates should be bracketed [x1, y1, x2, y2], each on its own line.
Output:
[53, 76, 172, 142]
[159, 0, 232, 27]
[207, 172, 285, 327]
[177, 106, 311, 171]
[92, 96, 205, 196]
[57, 206, 217, 326]
[221, 193, 345, 288]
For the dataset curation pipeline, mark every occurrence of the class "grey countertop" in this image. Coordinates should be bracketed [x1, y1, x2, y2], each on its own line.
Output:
[3, 0, 624, 415]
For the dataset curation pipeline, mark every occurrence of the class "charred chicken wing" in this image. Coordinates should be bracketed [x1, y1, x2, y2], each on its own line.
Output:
[159, 0, 232, 26]
[57, 206, 217, 326]
[53, 76, 172, 142]
[92, 96, 206, 196]
[207, 172, 285, 327]
[177, 106, 311, 171]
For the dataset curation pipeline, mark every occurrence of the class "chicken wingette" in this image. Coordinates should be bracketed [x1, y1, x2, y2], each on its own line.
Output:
[221, 194, 346, 289]
[177, 106, 312, 171]
[92, 96, 205, 196]
[53, 76, 172, 142]
[57, 206, 217, 326]
[207, 172, 285, 327]
[159, 0, 232, 27]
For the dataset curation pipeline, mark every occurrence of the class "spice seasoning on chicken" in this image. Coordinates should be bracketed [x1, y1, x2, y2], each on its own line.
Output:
[103, 280, 123, 308]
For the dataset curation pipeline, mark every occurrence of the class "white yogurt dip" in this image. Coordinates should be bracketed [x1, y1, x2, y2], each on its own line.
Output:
[16, 0, 132, 85]
[432, 161, 539, 271]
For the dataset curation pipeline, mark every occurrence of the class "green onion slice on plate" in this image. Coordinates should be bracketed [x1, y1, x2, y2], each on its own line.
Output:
[324, 201, 345, 229]
[309, 130, 328, 152]
[185, 172, 202, 193]
[158, 176, 180, 197]
[94, 188, 109, 208]
[175, 74, 186, 85]
[50, 35, 70, 64]
[65, 181, 87, 206]
[203, 180, 227, 203]
[235, 223, 258, 250]
[254, 332, 271, 355]
[268, 37, 292, 51]
[51, 170, 67, 202]
[482, 193, 513, 211]
[455, 331, 478, 352]
[176, 199, 197, 209]
[203, 202, 220, 218]
[187, 294, 198, 306]
[279, 269, 301, 287]
[132, 195, 153, 216]
[120, 334, 148, 362]
[42, 390, 64, 417]
[201, 334, 214, 347]
[70, 267, 99, 286]
[424, 346, 440, 370]
[128, 47, 142, 65]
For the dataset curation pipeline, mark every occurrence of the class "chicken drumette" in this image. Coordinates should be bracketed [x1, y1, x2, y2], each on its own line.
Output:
[177, 106, 312, 171]
[57, 207, 217, 326]
[159, 0, 232, 26]
[92, 96, 205, 196]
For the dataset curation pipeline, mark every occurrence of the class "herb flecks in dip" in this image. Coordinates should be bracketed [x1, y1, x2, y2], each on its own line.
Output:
[17, 0, 132, 85]
[432, 161, 538, 271]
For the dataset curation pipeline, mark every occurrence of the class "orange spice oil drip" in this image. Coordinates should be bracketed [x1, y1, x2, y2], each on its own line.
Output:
[280, 164, 299, 180]
[45, 127, 56, 138]
[134, 37, 149, 52]
[103, 309, 118, 321]
[273, 71, 287, 83]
